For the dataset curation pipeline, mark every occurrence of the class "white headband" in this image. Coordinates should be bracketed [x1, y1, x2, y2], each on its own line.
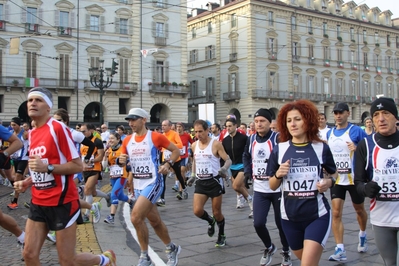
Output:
[28, 91, 53, 108]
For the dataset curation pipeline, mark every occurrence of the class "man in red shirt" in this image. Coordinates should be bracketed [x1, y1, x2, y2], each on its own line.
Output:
[176, 122, 194, 186]
[14, 87, 116, 266]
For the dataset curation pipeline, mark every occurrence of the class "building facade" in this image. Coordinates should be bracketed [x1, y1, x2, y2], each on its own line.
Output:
[0, 0, 188, 126]
[187, 0, 399, 125]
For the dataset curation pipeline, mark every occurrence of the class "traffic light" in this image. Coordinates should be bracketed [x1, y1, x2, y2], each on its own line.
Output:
[111, 59, 118, 76]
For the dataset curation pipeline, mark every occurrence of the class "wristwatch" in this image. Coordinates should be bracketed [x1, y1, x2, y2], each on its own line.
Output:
[47, 164, 55, 174]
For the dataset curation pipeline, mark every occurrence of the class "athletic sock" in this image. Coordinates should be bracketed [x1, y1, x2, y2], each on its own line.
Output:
[199, 211, 214, 224]
[217, 218, 225, 236]
[96, 189, 108, 198]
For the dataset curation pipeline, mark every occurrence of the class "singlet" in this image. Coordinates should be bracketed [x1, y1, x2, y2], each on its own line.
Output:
[194, 138, 220, 180]
[328, 125, 354, 185]
[125, 131, 160, 190]
[268, 141, 336, 222]
[80, 136, 101, 171]
[248, 132, 279, 193]
[11, 129, 29, 161]
[179, 132, 193, 159]
[318, 127, 330, 141]
[29, 118, 79, 206]
[364, 136, 399, 227]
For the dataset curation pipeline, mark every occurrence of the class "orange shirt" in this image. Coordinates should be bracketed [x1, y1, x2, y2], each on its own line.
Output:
[106, 145, 127, 178]
[162, 130, 182, 162]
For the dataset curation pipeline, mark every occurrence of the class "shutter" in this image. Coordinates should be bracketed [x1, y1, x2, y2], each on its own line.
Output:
[70, 11, 75, 28]
[119, 58, 123, 84]
[315, 76, 318, 93]
[235, 73, 239, 91]
[5, 4, 9, 21]
[276, 73, 279, 92]
[21, 9, 26, 23]
[267, 71, 270, 90]
[128, 18, 133, 35]
[266, 38, 269, 52]
[322, 77, 324, 92]
[152, 60, 157, 82]
[275, 38, 278, 55]
[205, 46, 208, 60]
[60, 54, 64, 81]
[86, 14, 90, 30]
[165, 61, 169, 82]
[212, 77, 215, 98]
[38, 8, 43, 25]
[206, 77, 209, 97]
[298, 43, 301, 57]
[100, 16, 105, 32]
[55, 11, 59, 26]
[66, 55, 70, 81]
[32, 52, 37, 78]
[228, 74, 231, 92]
[152, 21, 156, 37]
[306, 76, 309, 93]
[115, 17, 120, 33]
[165, 23, 169, 38]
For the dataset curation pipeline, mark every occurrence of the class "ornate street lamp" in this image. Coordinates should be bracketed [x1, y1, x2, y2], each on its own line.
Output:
[88, 59, 117, 125]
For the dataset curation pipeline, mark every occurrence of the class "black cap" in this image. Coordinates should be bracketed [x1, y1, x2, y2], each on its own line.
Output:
[333, 102, 349, 112]
[371, 97, 399, 119]
[11, 117, 21, 125]
[254, 108, 273, 123]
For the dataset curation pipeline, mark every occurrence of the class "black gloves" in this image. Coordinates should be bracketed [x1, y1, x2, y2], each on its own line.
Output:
[364, 181, 381, 198]
[244, 172, 252, 189]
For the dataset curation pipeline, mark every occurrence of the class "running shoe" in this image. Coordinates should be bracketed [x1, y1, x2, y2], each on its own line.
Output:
[182, 188, 188, 200]
[166, 244, 181, 266]
[106, 192, 112, 207]
[10, 190, 15, 196]
[137, 255, 154, 266]
[91, 202, 101, 223]
[260, 243, 277, 266]
[18, 241, 24, 261]
[24, 202, 30, 209]
[248, 211, 253, 219]
[358, 235, 368, 253]
[7, 202, 18, 210]
[104, 214, 115, 224]
[236, 195, 244, 209]
[176, 191, 183, 200]
[328, 247, 347, 261]
[82, 214, 90, 223]
[215, 235, 226, 247]
[208, 216, 216, 237]
[172, 184, 179, 192]
[281, 251, 292, 266]
[46, 231, 56, 243]
[128, 199, 135, 210]
[102, 250, 116, 266]
[156, 198, 165, 207]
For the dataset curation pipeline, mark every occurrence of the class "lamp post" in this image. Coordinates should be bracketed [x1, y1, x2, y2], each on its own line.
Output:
[89, 60, 113, 125]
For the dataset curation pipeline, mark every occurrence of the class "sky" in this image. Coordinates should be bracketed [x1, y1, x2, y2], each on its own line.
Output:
[187, 0, 399, 17]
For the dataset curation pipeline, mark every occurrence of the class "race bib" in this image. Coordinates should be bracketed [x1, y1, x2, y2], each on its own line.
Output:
[374, 172, 399, 201]
[283, 171, 318, 199]
[31, 158, 56, 190]
[109, 165, 123, 178]
[180, 146, 186, 156]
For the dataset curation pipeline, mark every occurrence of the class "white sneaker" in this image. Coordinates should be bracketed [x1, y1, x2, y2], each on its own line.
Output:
[46, 231, 56, 243]
[91, 202, 101, 223]
[358, 235, 368, 253]
[236, 196, 244, 209]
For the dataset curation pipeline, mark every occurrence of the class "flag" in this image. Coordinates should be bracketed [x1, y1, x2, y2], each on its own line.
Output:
[140, 48, 158, 58]
[25, 78, 39, 87]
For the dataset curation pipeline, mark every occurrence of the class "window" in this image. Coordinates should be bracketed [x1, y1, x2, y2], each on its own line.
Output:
[268, 38, 275, 54]
[307, 19, 312, 34]
[189, 50, 198, 64]
[350, 27, 354, 41]
[156, 22, 164, 37]
[156, 0, 165, 8]
[337, 25, 341, 38]
[322, 22, 327, 36]
[0, 4, 3, 20]
[58, 97, 69, 110]
[323, 46, 330, 60]
[376, 82, 381, 94]
[192, 27, 196, 38]
[337, 48, 342, 62]
[335, 3, 340, 12]
[190, 80, 198, 97]
[308, 44, 314, 58]
[363, 30, 367, 43]
[59, 54, 69, 87]
[268, 11, 273, 26]
[205, 45, 215, 60]
[206, 78, 214, 101]
[291, 16, 296, 30]
[308, 76, 315, 93]
[90, 56, 100, 68]
[230, 73, 237, 92]
[386, 15, 389, 25]
[26, 52, 37, 78]
[387, 35, 391, 47]
[375, 32, 379, 44]
[351, 80, 356, 95]
[337, 78, 344, 94]
[373, 12, 377, 22]
[156, 61, 165, 83]
[306, 0, 311, 7]
[119, 58, 129, 84]
[321, 0, 327, 10]
[363, 52, 368, 66]
[90, 15, 99, 31]
[120, 18, 128, 34]
[292, 42, 300, 57]
[293, 74, 300, 91]
[231, 14, 237, 28]
[349, 7, 353, 16]
[323, 78, 329, 94]
[376, 54, 380, 66]
[27, 7, 37, 24]
[119, 98, 128, 114]
[350, 51, 356, 64]
[59, 11, 69, 27]
[268, 71, 276, 90]
[363, 81, 369, 96]
[387, 56, 391, 68]
[208, 22, 212, 34]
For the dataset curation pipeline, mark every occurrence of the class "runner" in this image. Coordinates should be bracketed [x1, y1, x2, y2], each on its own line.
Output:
[14, 87, 115, 265]
[119, 108, 181, 266]
[267, 99, 337, 266]
[176, 122, 194, 189]
[327, 102, 369, 261]
[243, 108, 291, 266]
[189, 119, 231, 247]
[354, 97, 399, 266]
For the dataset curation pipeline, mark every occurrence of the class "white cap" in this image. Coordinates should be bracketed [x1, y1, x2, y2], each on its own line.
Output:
[125, 108, 150, 120]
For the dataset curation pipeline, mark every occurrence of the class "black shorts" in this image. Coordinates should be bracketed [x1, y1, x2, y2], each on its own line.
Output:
[1, 156, 11, 170]
[28, 200, 83, 231]
[14, 160, 28, 175]
[194, 176, 224, 198]
[83, 171, 100, 183]
[231, 169, 244, 178]
[330, 184, 365, 204]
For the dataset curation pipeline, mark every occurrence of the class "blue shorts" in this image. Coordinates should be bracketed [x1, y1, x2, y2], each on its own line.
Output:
[134, 178, 164, 204]
[281, 211, 331, 250]
[180, 157, 188, 167]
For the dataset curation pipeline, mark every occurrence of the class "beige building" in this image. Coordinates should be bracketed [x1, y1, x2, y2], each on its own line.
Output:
[187, 0, 399, 125]
[0, 0, 188, 126]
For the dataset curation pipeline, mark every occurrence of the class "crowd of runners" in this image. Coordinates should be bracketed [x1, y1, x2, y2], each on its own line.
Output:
[0, 86, 398, 266]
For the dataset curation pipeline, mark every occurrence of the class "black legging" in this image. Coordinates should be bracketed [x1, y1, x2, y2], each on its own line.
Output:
[160, 160, 186, 199]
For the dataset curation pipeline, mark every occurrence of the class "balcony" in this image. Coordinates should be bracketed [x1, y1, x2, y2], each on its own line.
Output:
[252, 90, 293, 100]
[308, 57, 316, 65]
[292, 55, 300, 63]
[154, 36, 166, 46]
[364, 64, 370, 71]
[149, 83, 188, 96]
[57, 26, 72, 37]
[337, 61, 344, 68]
[0, 20, 5, 30]
[223, 90, 241, 102]
[324, 59, 330, 67]
[363, 96, 376, 104]
[25, 23, 39, 33]
[376, 66, 382, 75]
[351, 63, 358, 70]
[268, 52, 277, 60]
[345, 95, 361, 103]
[229, 53, 237, 62]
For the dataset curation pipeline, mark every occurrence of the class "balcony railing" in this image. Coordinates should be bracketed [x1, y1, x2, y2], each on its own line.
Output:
[268, 52, 277, 60]
[292, 55, 300, 63]
[364, 64, 370, 71]
[149, 84, 188, 95]
[229, 53, 237, 62]
[337, 61, 344, 68]
[57, 26, 72, 37]
[376, 66, 382, 74]
[155, 36, 166, 46]
[388, 67, 394, 74]
[252, 90, 296, 100]
[25, 23, 39, 33]
[223, 90, 241, 101]
[324, 59, 330, 67]
[308, 57, 316, 65]
[0, 20, 5, 31]
[351, 63, 358, 70]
